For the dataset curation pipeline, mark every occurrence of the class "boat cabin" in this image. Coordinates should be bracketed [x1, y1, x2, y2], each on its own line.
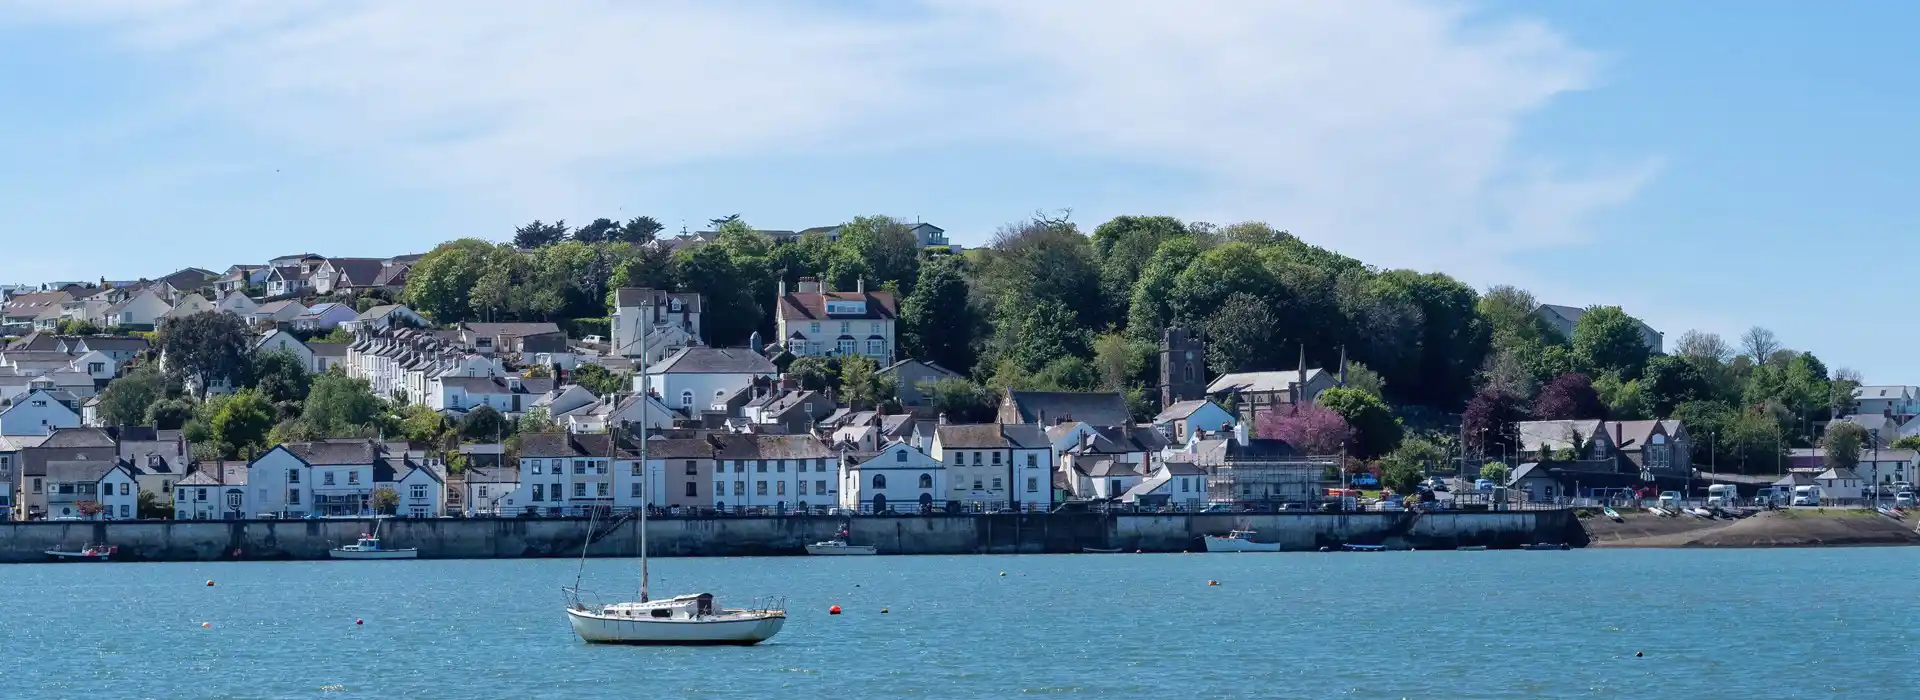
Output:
[599, 593, 716, 620]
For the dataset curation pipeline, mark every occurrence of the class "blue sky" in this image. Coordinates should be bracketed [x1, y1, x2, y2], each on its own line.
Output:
[1, 1, 1914, 381]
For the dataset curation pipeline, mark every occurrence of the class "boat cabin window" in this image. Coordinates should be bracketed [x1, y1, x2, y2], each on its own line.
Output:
[651, 608, 672, 618]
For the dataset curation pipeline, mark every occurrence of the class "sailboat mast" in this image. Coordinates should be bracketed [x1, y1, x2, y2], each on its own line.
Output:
[638, 301, 650, 604]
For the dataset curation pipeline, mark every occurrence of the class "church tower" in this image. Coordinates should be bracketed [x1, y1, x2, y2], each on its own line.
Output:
[1159, 327, 1206, 408]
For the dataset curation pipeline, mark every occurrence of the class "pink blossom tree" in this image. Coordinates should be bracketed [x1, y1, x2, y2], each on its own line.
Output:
[1256, 403, 1352, 455]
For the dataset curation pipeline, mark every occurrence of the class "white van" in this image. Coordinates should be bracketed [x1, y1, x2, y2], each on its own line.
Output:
[1658, 491, 1683, 510]
[1705, 484, 1740, 508]
[1791, 485, 1823, 506]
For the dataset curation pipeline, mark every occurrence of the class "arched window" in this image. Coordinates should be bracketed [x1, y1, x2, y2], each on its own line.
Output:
[680, 390, 694, 408]
[872, 474, 887, 489]
[918, 473, 932, 489]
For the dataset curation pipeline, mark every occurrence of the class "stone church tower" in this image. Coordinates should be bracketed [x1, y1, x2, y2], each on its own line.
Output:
[1159, 327, 1206, 408]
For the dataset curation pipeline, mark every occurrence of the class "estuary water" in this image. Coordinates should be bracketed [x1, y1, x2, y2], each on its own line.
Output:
[4, 548, 1915, 699]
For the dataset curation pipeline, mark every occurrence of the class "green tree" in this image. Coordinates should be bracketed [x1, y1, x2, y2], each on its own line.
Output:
[405, 238, 495, 323]
[1092, 332, 1151, 393]
[515, 406, 553, 435]
[1478, 461, 1510, 484]
[568, 363, 629, 396]
[839, 354, 886, 411]
[137, 490, 170, 519]
[1570, 306, 1652, 378]
[209, 389, 275, 458]
[96, 367, 166, 428]
[512, 219, 568, 248]
[1006, 298, 1090, 375]
[1125, 237, 1203, 342]
[156, 312, 253, 398]
[828, 215, 921, 295]
[570, 217, 620, 244]
[400, 404, 450, 444]
[899, 255, 975, 373]
[674, 244, 761, 346]
[1639, 355, 1710, 417]
[1202, 292, 1281, 375]
[1892, 435, 1920, 451]
[56, 319, 103, 336]
[786, 356, 839, 392]
[1091, 215, 1188, 326]
[1592, 372, 1648, 420]
[1374, 270, 1486, 407]
[1316, 387, 1404, 459]
[370, 487, 400, 515]
[461, 405, 507, 441]
[146, 397, 196, 431]
[470, 243, 533, 321]
[923, 378, 997, 423]
[302, 374, 388, 437]
[1340, 361, 1387, 399]
[618, 215, 664, 245]
[1169, 243, 1278, 330]
[250, 349, 312, 404]
[977, 213, 1104, 360]
[1823, 421, 1866, 475]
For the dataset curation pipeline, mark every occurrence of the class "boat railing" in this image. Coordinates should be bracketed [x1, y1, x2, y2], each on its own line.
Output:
[561, 586, 604, 611]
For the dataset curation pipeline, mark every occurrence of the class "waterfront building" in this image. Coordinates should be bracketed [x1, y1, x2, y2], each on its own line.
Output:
[9, 428, 118, 520]
[457, 465, 520, 516]
[840, 440, 944, 513]
[930, 424, 1051, 509]
[44, 459, 137, 520]
[625, 437, 711, 510]
[173, 461, 247, 520]
[507, 432, 633, 516]
[710, 434, 836, 511]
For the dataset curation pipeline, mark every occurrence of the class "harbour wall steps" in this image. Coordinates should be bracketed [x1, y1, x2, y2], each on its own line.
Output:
[0, 510, 1581, 562]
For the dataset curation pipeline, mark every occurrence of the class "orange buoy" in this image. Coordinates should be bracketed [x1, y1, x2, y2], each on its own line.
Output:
[1207, 580, 1219, 586]
[828, 605, 842, 615]
[206, 580, 216, 587]
[201, 622, 210, 628]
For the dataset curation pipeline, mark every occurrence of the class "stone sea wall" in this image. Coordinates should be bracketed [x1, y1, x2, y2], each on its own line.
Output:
[0, 509, 1580, 562]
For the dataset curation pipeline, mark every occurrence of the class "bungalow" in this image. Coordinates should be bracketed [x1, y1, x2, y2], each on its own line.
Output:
[876, 359, 961, 406]
[1815, 468, 1866, 501]
[291, 302, 357, 331]
[840, 440, 944, 513]
[252, 300, 309, 326]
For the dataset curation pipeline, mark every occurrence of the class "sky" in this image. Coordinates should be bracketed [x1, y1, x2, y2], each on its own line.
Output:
[1, 1, 1916, 382]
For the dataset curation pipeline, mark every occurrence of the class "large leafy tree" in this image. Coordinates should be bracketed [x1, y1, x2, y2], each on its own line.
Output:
[570, 218, 619, 244]
[977, 214, 1103, 360]
[1202, 292, 1281, 376]
[1571, 306, 1651, 378]
[250, 349, 312, 404]
[1823, 420, 1866, 475]
[1462, 387, 1526, 455]
[209, 389, 275, 458]
[1374, 270, 1487, 407]
[675, 244, 760, 346]
[96, 367, 166, 428]
[1256, 403, 1350, 455]
[828, 215, 921, 295]
[618, 216, 664, 245]
[1125, 237, 1203, 342]
[1168, 243, 1278, 331]
[1639, 355, 1711, 417]
[301, 374, 389, 437]
[156, 312, 253, 398]
[1091, 215, 1188, 326]
[923, 378, 997, 423]
[899, 255, 974, 372]
[406, 238, 496, 322]
[1316, 387, 1403, 459]
[461, 405, 507, 441]
[839, 354, 893, 411]
[1531, 372, 1607, 420]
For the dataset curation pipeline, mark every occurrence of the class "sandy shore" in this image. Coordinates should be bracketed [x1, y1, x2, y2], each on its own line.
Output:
[1584, 509, 1920, 548]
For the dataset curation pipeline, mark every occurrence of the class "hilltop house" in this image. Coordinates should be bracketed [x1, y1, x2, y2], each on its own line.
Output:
[1534, 304, 1663, 353]
[773, 277, 897, 364]
[611, 288, 704, 363]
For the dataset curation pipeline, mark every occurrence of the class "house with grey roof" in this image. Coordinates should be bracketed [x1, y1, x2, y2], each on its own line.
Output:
[1854, 385, 1920, 424]
[643, 347, 778, 415]
[997, 390, 1132, 428]
[43, 459, 138, 520]
[877, 359, 961, 406]
[1533, 303, 1663, 353]
[931, 423, 1052, 510]
[1206, 368, 1338, 425]
[611, 287, 704, 363]
[1151, 399, 1235, 444]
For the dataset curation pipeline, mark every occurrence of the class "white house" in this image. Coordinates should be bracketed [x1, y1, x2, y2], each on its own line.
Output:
[1815, 468, 1865, 501]
[930, 424, 1051, 510]
[394, 462, 446, 518]
[641, 347, 778, 414]
[431, 375, 554, 418]
[839, 440, 944, 513]
[460, 465, 522, 516]
[709, 434, 836, 511]
[1152, 399, 1236, 445]
[173, 462, 248, 520]
[255, 329, 316, 370]
[66, 336, 148, 367]
[1119, 459, 1210, 508]
[103, 287, 174, 330]
[508, 432, 629, 516]
[291, 302, 358, 331]
[44, 460, 139, 520]
[246, 441, 389, 518]
[0, 388, 81, 436]
[162, 293, 215, 322]
[611, 288, 703, 362]
[215, 292, 259, 317]
[773, 276, 897, 363]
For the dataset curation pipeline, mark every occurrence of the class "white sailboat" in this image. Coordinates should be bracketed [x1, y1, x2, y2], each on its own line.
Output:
[562, 328, 786, 646]
[329, 516, 418, 560]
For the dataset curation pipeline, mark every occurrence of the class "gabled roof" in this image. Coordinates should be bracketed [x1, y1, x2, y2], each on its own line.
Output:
[45, 460, 124, 483]
[323, 258, 387, 286]
[1206, 369, 1329, 396]
[308, 342, 348, 358]
[645, 347, 775, 375]
[1815, 468, 1862, 481]
[462, 322, 564, 338]
[776, 290, 898, 321]
[935, 424, 1008, 449]
[1002, 391, 1130, 428]
[283, 440, 380, 466]
[1153, 399, 1219, 423]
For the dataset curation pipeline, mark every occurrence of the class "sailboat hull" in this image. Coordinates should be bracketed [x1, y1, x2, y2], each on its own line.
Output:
[564, 608, 786, 645]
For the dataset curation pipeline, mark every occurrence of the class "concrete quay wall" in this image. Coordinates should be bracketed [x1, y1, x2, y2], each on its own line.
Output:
[0, 509, 1579, 562]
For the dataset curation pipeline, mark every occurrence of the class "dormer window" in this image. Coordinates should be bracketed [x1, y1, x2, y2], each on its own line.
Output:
[825, 300, 867, 316]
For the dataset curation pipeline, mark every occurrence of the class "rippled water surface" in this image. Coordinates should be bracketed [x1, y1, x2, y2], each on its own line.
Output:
[4, 548, 1916, 698]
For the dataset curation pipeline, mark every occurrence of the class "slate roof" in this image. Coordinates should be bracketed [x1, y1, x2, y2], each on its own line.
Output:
[614, 287, 704, 311]
[517, 432, 629, 459]
[463, 465, 520, 484]
[73, 336, 149, 352]
[39, 428, 115, 448]
[712, 434, 834, 460]
[45, 460, 121, 483]
[645, 347, 776, 375]
[437, 376, 554, 395]
[1153, 400, 1213, 423]
[776, 290, 898, 321]
[1001, 391, 1131, 427]
[1205, 369, 1329, 395]
[283, 441, 380, 466]
[936, 424, 1008, 449]
[308, 342, 348, 358]
[325, 258, 388, 286]
[643, 437, 719, 460]
[462, 322, 564, 339]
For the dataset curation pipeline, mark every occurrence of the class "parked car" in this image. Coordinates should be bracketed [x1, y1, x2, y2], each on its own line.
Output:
[1426, 479, 1450, 492]
[1474, 479, 1495, 492]
[1896, 492, 1916, 508]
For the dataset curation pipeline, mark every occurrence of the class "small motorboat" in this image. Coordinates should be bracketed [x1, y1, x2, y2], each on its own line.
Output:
[1522, 543, 1570, 551]
[45, 543, 117, 561]
[1646, 507, 1668, 517]
[805, 539, 877, 555]
[1204, 530, 1282, 553]
[1603, 506, 1624, 522]
[1876, 507, 1903, 520]
[330, 517, 418, 559]
[1689, 507, 1716, 519]
[1081, 547, 1125, 554]
[1340, 543, 1388, 552]
[1455, 546, 1488, 551]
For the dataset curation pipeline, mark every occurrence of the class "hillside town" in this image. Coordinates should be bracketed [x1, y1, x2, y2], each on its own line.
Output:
[0, 215, 1904, 522]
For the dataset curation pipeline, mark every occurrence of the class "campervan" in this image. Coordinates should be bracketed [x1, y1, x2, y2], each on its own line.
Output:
[1705, 484, 1740, 509]
[1658, 491, 1683, 510]
[1791, 485, 1823, 507]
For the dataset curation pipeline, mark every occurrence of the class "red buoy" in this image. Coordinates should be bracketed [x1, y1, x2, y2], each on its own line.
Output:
[828, 605, 842, 615]
[355, 619, 364, 625]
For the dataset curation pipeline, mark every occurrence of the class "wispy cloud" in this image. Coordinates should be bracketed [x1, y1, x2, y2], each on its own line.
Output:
[7, 0, 1654, 271]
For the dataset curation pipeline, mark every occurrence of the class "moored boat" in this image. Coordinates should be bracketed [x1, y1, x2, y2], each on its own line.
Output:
[805, 540, 877, 555]
[1081, 547, 1125, 554]
[45, 543, 116, 561]
[1603, 506, 1624, 522]
[329, 517, 417, 559]
[1203, 530, 1282, 553]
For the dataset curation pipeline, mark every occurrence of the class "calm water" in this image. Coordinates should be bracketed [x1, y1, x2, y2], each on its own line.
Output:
[5, 548, 1916, 699]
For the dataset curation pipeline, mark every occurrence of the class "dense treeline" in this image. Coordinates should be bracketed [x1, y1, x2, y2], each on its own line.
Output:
[399, 211, 1857, 473]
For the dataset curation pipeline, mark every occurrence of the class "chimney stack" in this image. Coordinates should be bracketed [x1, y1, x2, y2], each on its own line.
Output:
[856, 277, 866, 294]
[777, 279, 786, 298]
